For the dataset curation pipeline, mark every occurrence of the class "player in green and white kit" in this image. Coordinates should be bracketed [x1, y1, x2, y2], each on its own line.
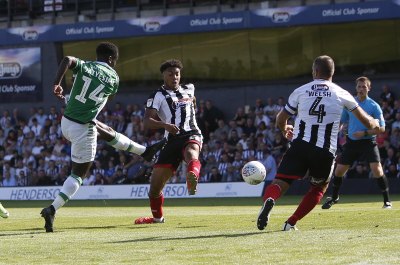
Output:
[41, 42, 166, 232]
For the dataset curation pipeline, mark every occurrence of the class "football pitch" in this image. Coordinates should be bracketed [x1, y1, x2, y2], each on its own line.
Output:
[1, 195, 399, 265]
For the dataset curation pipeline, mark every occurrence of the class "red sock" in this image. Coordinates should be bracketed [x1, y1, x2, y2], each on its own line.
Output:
[262, 184, 282, 202]
[287, 185, 324, 225]
[187, 159, 201, 178]
[150, 193, 164, 219]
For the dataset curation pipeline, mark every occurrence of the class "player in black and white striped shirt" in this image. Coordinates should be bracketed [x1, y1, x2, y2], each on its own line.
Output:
[257, 55, 380, 231]
[135, 59, 203, 225]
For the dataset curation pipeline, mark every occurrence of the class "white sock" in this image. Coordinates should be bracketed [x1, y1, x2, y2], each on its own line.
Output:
[52, 175, 82, 211]
[107, 132, 145, 155]
[154, 217, 164, 223]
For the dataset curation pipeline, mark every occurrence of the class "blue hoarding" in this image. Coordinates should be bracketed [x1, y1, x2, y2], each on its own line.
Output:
[0, 0, 399, 46]
[0, 48, 42, 102]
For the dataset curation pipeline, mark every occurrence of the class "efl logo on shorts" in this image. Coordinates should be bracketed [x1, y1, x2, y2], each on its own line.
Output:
[0, 63, 22, 79]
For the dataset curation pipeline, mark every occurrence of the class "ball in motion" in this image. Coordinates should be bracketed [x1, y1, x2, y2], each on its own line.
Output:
[241, 161, 266, 185]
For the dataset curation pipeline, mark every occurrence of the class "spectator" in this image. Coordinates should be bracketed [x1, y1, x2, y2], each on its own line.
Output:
[218, 153, 231, 175]
[263, 97, 278, 121]
[0, 110, 12, 129]
[36, 169, 52, 186]
[201, 154, 218, 179]
[232, 151, 245, 172]
[391, 112, 400, 131]
[35, 107, 47, 126]
[30, 118, 42, 137]
[380, 84, 395, 107]
[16, 170, 29, 186]
[112, 168, 126, 184]
[203, 100, 224, 136]
[126, 155, 146, 184]
[228, 120, 243, 139]
[254, 109, 271, 128]
[254, 98, 265, 113]
[204, 166, 222, 182]
[48, 106, 59, 122]
[381, 100, 394, 126]
[115, 114, 127, 133]
[222, 164, 241, 182]
[261, 148, 276, 182]
[243, 117, 257, 137]
[389, 128, 400, 149]
[2, 170, 17, 186]
[233, 107, 247, 128]
[93, 172, 105, 185]
[227, 128, 240, 149]
[347, 162, 369, 179]
[213, 119, 230, 140]
[19, 119, 31, 136]
[31, 139, 45, 159]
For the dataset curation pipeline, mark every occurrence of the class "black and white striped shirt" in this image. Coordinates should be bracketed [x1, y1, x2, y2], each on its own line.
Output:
[285, 79, 358, 154]
[146, 84, 202, 139]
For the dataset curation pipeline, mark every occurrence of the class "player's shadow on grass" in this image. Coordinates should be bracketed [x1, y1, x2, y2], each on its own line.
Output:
[0, 231, 43, 237]
[109, 231, 278, 244]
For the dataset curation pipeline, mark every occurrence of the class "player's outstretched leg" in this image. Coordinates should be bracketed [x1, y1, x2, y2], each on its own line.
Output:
[321, 196, 339, 209]
[140, 138, 167, 162]
[40, 206, 56, 232]
[0, 202, 9, 218]
[257, 198, 275, 230]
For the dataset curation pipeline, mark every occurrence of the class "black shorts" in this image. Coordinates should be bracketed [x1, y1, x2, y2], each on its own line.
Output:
[277, 139, 335, 185]
[155, 132, 203, 171]
[338, 138, 380, 165]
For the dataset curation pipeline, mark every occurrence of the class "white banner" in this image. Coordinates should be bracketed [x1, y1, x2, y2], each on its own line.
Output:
[0, 183, 264, 200]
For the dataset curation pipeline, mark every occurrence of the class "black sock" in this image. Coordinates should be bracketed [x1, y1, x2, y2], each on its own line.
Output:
[50, 205, 56, 214]
[376, 176, 390, 203]
[331, 176, 343, 200]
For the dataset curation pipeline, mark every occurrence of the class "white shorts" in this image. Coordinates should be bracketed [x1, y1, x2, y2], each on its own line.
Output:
[61, 116, 97, 163]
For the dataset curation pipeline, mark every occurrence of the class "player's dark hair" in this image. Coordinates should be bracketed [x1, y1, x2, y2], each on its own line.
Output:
[160, 59, 183, 73]
[313, 55, 335, 79]
[96, 42, 119, 60]
[356, 76, 371, 88]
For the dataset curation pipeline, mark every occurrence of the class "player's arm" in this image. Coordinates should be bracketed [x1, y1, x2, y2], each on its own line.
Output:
[144, 108, 179, 135]
[355, 122, 385, 138]
[193, 96, 197, 111]
[53, 56, 78, 101]
[275, 109, 294, 140]
[351, 106, 379, 130]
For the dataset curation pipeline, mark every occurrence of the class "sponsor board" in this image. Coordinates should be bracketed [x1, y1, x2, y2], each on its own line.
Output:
[0, 1, 399, 46]
[0, 48, 42, 102]
[0, 183, 264, 200]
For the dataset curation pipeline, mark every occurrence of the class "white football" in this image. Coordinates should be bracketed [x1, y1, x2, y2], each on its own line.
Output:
[241, 161, 266, 185]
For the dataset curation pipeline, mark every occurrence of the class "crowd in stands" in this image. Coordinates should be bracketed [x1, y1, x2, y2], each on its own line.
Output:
[1, 84, 400, 187]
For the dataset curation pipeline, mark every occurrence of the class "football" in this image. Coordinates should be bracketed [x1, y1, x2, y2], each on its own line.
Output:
[241, 161, 266, 185]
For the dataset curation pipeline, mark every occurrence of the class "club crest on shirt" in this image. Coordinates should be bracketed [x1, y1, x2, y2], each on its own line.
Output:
[172, 98, 193, 109]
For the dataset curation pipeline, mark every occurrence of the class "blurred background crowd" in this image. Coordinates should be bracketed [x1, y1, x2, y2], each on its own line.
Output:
[0, 83, 399, 187]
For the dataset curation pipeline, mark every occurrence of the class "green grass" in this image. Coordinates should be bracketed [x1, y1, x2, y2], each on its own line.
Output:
[1, 195, 400, 265]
